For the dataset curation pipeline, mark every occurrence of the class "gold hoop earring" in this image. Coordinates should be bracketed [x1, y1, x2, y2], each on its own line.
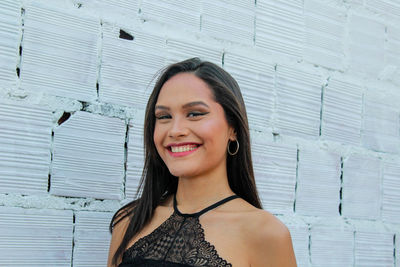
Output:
[227, 139, 239, 156]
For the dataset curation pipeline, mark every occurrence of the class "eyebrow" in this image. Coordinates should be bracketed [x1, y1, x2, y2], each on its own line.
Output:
[155, 101, 210, 111]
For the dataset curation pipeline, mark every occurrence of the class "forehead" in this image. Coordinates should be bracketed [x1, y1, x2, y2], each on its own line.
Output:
[156, 73, 215, 105]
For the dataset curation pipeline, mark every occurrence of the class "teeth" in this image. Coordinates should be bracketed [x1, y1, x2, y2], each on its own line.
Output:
[171, 145, 198, 153]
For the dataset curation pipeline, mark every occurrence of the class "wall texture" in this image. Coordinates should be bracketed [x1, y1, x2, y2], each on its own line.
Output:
[0, 0, 399, 266]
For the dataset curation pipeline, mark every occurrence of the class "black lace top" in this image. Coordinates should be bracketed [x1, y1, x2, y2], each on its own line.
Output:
[119, 195, 239, 267]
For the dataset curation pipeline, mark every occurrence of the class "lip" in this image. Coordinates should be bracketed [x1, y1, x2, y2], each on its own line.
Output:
[166, 142, 201, 158]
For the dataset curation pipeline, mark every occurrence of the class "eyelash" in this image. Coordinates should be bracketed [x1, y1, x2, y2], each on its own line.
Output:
[155, 112, 208, 120]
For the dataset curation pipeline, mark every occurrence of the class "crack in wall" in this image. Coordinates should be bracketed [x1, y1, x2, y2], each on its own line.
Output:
[293, 146, 299, 213]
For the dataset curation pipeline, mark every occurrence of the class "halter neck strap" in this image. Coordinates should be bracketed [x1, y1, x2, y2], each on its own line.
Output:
[173, 194, 239, 218]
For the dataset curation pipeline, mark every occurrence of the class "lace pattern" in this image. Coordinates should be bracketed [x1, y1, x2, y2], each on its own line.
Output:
[121, 212, 232, 266]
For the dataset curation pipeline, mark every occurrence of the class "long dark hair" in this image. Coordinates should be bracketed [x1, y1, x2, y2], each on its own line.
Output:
[109, 57, 262, 265]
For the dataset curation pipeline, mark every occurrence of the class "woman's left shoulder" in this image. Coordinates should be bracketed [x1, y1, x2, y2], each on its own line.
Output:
[238, 206, 297, 266]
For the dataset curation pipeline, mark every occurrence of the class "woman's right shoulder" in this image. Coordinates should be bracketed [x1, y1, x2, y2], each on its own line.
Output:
[107, 205, 135, 267]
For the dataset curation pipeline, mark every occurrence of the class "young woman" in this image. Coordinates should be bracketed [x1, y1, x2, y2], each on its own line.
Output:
[108, 58, 297, 267]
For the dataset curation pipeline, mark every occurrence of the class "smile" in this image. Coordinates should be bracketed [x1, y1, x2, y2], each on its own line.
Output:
[167, 143, 201, 157]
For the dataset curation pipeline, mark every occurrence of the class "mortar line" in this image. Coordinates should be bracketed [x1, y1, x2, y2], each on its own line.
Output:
[96, 20, 104, 101]
[293, 146, 299, 213]
[70, 211, 76, 267]
[393, 234, 396, 267]
[319, 77, 328, 137]
[122, 121, 130, 199]
[16, 7, 26, 82]
[48, 130, 55, 192]
[253, 0, 257, 46]
[339, 157, 344, 216]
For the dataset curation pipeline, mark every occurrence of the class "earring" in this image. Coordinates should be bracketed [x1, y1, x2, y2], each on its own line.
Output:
[227, 139, 239, 156]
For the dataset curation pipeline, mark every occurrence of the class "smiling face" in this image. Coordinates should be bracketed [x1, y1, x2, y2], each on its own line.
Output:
[153, 72, 235, 179]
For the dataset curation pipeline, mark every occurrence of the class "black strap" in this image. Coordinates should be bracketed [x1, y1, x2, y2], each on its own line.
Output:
[174, 194, 239, 218]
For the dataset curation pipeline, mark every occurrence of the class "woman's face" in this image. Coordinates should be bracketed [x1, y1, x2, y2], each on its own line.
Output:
[153, 72, 235, 179]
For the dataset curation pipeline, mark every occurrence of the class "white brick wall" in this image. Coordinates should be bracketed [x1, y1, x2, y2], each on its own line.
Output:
[0, 0, 399, 266]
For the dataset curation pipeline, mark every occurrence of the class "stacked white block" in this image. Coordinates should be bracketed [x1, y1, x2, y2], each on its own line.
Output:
[347, 14, 385, 76]
[385, 22, 400, 67]
[201, 0, 254, 45]
[100, 24, 166, 107]
[321, 78, 363, 145]
[275, 65, 322, 138]
[70, 0, 139, 17]
[20, 3, 99, 101]
[224, 52, 274, 131]
[0, 1, 20, 88]
[51, 111, 126, 200]
[355, 230, 394, 266]
[362, 90, 400, 153]
[165, 38, 222, 66]
[0, 101, 52, 194]
[310, 222, 354, 267]
[303, 0, 346, 70]
[296, 148, 341, 216]
[285, 222, 310, 267]
[342, 155, 381, 219]
[365, 0, 400, 20]
[0, 207, 73, 266]
[126, 113, 145, 200]
[382, 160, 400, 223]
[252, 138, 297, 214]
[256, 0, 304, 58]
[140, 0, 201, 30]
[73, 211, 113, 267]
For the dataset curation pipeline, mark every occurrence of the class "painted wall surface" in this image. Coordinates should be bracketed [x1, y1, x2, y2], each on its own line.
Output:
[0, 0, 399, 266]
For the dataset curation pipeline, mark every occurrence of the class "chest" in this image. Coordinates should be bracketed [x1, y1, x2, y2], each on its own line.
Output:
[123, 212, 252, 267]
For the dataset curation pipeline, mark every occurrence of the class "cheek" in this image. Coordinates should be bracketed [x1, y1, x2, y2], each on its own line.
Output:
[200, 119, 230, 146]
[153, 124, 164, 152]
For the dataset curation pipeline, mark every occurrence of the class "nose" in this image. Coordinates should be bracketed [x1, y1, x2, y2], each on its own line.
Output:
[168, 116, 189, 138]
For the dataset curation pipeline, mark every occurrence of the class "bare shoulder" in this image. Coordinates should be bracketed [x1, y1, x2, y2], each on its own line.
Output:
[107, 207, 132, 267]
[240, 207, 297, 267]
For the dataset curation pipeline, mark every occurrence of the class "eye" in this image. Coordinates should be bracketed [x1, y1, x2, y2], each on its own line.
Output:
[155, 114, 171, 120]
[187, 112, 208, 118]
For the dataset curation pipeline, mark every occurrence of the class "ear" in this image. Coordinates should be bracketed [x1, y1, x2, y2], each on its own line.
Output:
[228, 126, 237, 141]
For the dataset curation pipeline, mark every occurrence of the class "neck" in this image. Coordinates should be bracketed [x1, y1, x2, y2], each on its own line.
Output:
[175, 166, 234, 213]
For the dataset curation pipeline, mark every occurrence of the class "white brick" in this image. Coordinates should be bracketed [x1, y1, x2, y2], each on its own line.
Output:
[355, 230, 394, 267]
[224, 52, 275, 131]
[342, 155, 381, 219]
[20, 3, 99, 101]
[362, 90, 400, 153]
[0, 101, 52, 194]
[286, 223, 310, 267]
[365, 0, 400, 20]
[310, 223, 354, 267]
[140, 0, 201, 30]
[73, 211, 113, 267]
[0, 207, 73, 266]
[252, 139, 297, 214]
[296, 148, 341, 216]
[275, 65, 322, 138]
[72, 0, 139, 17]
[100, 23, 166, 107]
[126, 117, 145, 200]
[303, 0, 346, 69]
[0, 1, 20, 88]
[382, 160, 400, 223]
[201, 0, 255, 45]
[166, 38, 222, 66]
[385, 22, 400, 68]
[256, 0, 304, 58]
[348, 14, 385, 76]
[321, 78, 363, 145]
[51, 111, 125, 200]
